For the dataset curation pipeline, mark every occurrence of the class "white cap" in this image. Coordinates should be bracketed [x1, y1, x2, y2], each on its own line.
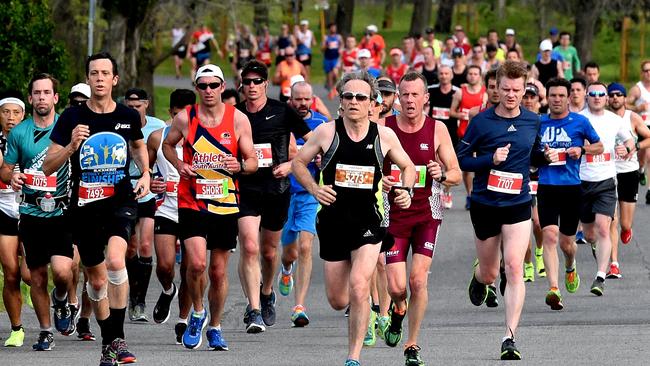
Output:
[290, 75, 305, 87]
[357, 49, 372, 59]
[0, 97, 25, 111]
[70, 83, 91, 98]
[505, 28, 515, 36]
[195, 64, 224, 83]
[300, 20, 309, 26]
[366, 24, 378, 33]
[539, 39, 553, 52]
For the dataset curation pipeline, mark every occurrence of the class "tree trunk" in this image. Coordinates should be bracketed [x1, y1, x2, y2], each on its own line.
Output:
[50, 0, 88, 85]
[497, 0, 506, 19]
[410, 0, 432, 35]
[252, 0, 270, 35]
[383, 0, 395, 29]
[336, 0, 355, 36]
[572, 0, 604, 64]
[434, 0, 456, 34]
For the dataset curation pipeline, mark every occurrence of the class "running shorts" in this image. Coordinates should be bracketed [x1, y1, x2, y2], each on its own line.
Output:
[0, 210, 18, 236]
[469, 200, 532, 241]
[154, 216, 179, 236]
[239, 189, 291, 231]
[537, 184, 581, 236]
[317, 213, 385, 262]
[178, 209, 237, 251]
[19, 215, 73, 269]
[580, 178, 617, 223]
[281, 192, 319, 246]
[385, 219, 441, 264]
[616, 171, 639, 203]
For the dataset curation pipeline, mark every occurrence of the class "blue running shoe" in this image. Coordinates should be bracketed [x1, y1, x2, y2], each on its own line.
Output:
[575, 231, 586, 244]
[99, 345, 117, 366]
[112, 338, 136, 364]
[344, 359, 361, 366]
[206, 328, 229, 351]
[51, 289, 71, 334]
[260, 289, 277, 326]
[182, 310, 208, 349]
[246, 309, 266, 333]
[465, 196, 471, 210]
[32, 331, 54, 351]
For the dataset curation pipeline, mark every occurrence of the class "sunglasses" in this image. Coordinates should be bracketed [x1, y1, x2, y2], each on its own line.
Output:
[588, 91, 606, 98]
[242, 77, 265, 86]
[608, 92, 624, 97]
[196, 82, 222, 90]
[341, 92, 370, 102]
[285, 53, 295, 57]
[70, 99, 87, 107]
[643, 69, 650, 73]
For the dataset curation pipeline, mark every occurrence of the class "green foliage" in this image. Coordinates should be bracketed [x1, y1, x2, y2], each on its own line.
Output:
[0, 0, 69, 103]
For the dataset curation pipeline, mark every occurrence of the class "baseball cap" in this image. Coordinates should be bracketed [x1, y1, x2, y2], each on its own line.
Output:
[366, 24, 378, 33]
[425, 27, 434, 34]
[454, 25, 464, 32]
[125, 88, 148, 101]
[525, 83, 539, 96]
[505, 28, 515, 36]
[357, 49, 372, 59]
[290, 74, 305, 87]
[539, 39, 553, 52]
[389, 48, 402, 57]
[194, 64, 225, 83]
[452, 47, 464, 57]
[549, 27, 559, 36]
[69, 83, 91, 99]
[377, 79, 397, 94]
[240, 60, 268, 80]
[607, 82, 627, 96]
[300, 20, 309, 26]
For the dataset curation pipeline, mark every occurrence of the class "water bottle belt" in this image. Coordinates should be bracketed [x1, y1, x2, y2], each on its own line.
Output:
[21, 193, 69, 206]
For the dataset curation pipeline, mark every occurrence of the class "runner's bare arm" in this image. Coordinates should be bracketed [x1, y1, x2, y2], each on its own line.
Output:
[314, 97, 332, 120]
[0, 162, 14, 184]
[380, 126, 416, 188]
[632, 112, 650, 150]
[163, 110, 193, 177]
[43, 124, 90, 176]
[448, 89, 463, 119]
[434, 121, 461, 186]
[234, 111, 258, 175]
[625, 86, 642, 111]
[147, 128, 162, 169]
[581, 141, 603, 155]
[289, 134, 298, 159]
[130, 138, 150, 199]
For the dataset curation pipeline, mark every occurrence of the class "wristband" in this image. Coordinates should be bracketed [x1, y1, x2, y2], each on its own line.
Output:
[580, 146, 586, 156]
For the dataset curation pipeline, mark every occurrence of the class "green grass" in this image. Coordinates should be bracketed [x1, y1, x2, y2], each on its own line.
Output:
[153, 86, 176, 120]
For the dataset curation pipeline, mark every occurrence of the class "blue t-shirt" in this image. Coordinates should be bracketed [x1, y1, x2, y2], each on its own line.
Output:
[457, 107, 543, 207]
[289, 111, 328, 193]
[538, 112, 600, 185]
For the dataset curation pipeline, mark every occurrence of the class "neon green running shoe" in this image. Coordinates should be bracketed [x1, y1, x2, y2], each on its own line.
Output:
[4, 327, 25, 347]
[545, 288, 564, 310]
[376, 315, 389, 340]
[384, 303, 406, 347]
[534, 247, 546, 277]
[363, 309, 377, 347]
[565, 269, 580, 293]
[277, 264, 294, 297]
[523, 262, 534, 282]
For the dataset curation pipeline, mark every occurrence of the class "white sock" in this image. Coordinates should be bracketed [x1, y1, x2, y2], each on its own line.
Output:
[178, 318, 188, 324]
[596, 271, 606, 280]
[163, 284, 175, 295]
[207, 324, 221, 331]
[282, 263, 293, 274]
[611, 261, 619, 267]
[502, 336, 513, 343]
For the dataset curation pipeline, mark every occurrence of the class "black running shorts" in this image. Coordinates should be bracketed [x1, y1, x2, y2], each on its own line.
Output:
[317, 212, 385, 262]
[616, 171, 639, 203]
[0, 210, 18, 236]
[19, 215, 74, 269]
[469, 200, 532, 241]
[238, 189, 290, 231]
[580, 178, 617, 223]
[537, 184, 582, 236]
[178, 209, 237, 251]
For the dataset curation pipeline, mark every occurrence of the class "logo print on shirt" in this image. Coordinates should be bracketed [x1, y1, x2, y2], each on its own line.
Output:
[265, 115, 276, 120]
[363, 230, 374, 237]
[420, 143, 429, 150]
[114, 123, 131, 130]
[366, 144, 373, 149]
[79, 132, 127, 169]
[541, 127, 571, 143]
[507, 125, 517, 132]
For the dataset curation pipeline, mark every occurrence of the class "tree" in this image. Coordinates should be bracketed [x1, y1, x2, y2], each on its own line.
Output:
[0, 0, 68, 102]
[410, 0, 432, 35]
[383, 0, 396, 29]
[434, 0, 456, 34]
[570, 0, 606, 64]
[336, 0, 355, 36]
[252, 0, 270, 34]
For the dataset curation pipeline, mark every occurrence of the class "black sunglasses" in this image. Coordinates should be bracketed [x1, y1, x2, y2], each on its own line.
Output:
[608, 92, 624, 97]
[70, 99, 87, 107]
[340, 92, 370, 102]
[196, 82, 222, 90]
[242, 77, 265, 86]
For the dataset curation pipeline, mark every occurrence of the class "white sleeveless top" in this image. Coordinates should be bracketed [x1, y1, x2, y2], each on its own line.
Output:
[615, 110, 639, 173]
[154, 127, 182, 223]
[635, 81, 650, 124]
[0, 137, 19, 219]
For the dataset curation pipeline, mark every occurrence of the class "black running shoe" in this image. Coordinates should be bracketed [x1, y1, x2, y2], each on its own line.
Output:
[174, 322, 187, 345]
[260, 289, 277, 326]
[404, 344, 425, 365]
[99, 344, 117, 366]
[153, 283, 177, 324]
[486, 285, 499, 308]
[76, 317, 96, 341]
[63, 304, 79, 336]
[468, 273, 487, 306]
[590, 277, 605, 296]
[500, 338, 521, 360]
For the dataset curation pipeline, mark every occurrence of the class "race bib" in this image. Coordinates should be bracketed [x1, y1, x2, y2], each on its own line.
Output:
[431, 107, 450, 120]
[0, 181, 13, 194]
[586, 153, 611, 164]
[328, 41, 338, 49]
[239, 49, 250, 58]
[195, 178, 228, 199]
[259, 51, 271, 63]
[78, 181, 115, 206]
[549, 148, 567, 166]
[24, 169, 57, 192]
[254, 143, 273, 168]
[166, 177, 180, 197]
[335, 164, 374, 189]
[487, 170, 523, 194]
[529, 181, 538, 195]
[390, 164, 427, 188]
[299, 54, 309, 61]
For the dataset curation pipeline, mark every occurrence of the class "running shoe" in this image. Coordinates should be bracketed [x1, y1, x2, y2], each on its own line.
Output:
[291, 305, 310, 327]
[63, 303, 79, 336]
[344, 359, 361, 366]
[99, 345, 118, 366]
[376, 315, 389, 340]
[174, 322, 187, 345]
[4, 327, 24, 347]
[646, 190, 650, 204]
[606, 263, 622, 279]
[620, 229, 633, 244]
[385, 303, 406, 347]
[51, 289, 72, 334]
[534, 247, 546, 277]
[485, 285, 498, 308]
[344, 306, 350, 317]
[206, 328, 229, 351]
[575, 231, 586, 244]
[500, 337, 521, 360]
[523, 262, 534, 282]
[112, 338, 136, 364]
[363, 309, 377, 347]
[468, 272, 487, 306]
[404, 344, 425, 366]
[260, 289, 277, 326]
[640, 171, 647, 186]
[590, 277, 605, 296]
[153, 283, 177, 324]
[565, 269, 580, 293]
[465, 196, 471, 210]
[246, 309, 266, 333]
[21, 282, 33, 309]
[77, 318, 96, 341]
[545, 288, 564, 310]
[182, 311, 208, 349]
[32, 331, 54, 351]
[243, 303, 252, 325]
[130, 304, 148, 322]
[278, 265, 294, 297]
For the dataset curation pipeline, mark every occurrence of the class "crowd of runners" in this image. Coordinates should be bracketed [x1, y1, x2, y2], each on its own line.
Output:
[1, 20, 650, 366]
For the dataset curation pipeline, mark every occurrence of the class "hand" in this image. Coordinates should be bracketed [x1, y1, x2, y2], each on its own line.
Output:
[382, 175, 396, 193]
[272, 162, 292, 178]
[493, 143, 510, 165]
[224, 155, 241, 174]
[427, 160, 443, 180]
[69, 124, 90, 151]
[10, 172, 26, 191]
[544, 144, 559, 163]
[178, 161, 197, 179]
[150, 176, 165, 194]
[393, 188, 412, 209]
[615, 144, 628, 158]
[566, 146, 582, 160]
[134, 172, 150, 199]
[314, 154, 322, 169]
[314, 184, 337, 205]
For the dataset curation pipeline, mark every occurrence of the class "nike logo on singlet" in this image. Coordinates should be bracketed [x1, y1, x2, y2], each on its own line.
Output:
[265, 115, 276, 120]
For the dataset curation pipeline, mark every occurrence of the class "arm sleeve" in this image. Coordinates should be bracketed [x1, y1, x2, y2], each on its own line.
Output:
[456, 120, 494, 172]
[288, 106, 311, 138]
[50, 109, 73, 147]
[3, 128, 20, 165]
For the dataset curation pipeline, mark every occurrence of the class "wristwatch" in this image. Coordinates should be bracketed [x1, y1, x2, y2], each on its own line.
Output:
[402, 187, 414, 198]
[580, 146, 586, 156]
[437, 172, 447, 183]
